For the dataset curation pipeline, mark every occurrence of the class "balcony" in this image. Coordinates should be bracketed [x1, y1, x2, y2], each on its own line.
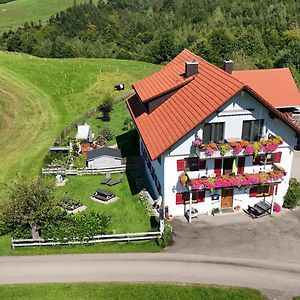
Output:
[191, 136, 283, 159]
[179, 165, 286, 191]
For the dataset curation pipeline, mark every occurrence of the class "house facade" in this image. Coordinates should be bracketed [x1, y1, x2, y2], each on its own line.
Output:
[127, 49, 300, 217]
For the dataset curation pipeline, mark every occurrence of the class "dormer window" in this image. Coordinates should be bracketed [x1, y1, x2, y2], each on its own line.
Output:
[203, 122, 225, 144]
[242, 119, 264, 142]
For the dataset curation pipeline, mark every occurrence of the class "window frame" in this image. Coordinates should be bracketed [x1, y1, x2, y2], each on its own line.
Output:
[242, 119, 264, 142]
[184, 157, 200, 171]
[256, 185, 271, 197]
[203, 122, 225, 144]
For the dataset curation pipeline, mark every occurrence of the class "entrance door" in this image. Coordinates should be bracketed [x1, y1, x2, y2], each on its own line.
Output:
[221, 188, 233, 208]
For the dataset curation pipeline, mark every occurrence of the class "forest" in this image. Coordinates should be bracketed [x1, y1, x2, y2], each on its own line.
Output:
[0, 0, 299, 82]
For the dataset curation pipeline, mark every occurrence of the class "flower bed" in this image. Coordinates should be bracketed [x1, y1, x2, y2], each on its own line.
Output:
[179, 170, 286, 191]
[192, 136, 283, 157]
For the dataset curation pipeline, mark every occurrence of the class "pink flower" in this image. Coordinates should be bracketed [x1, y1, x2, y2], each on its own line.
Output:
[233, 146, 243, 155]
[192, 139, 201, 147]
[265, 144, 279, 152]
[205, 147, 215, 156]
[273, 203, 281, 213]
[245, 146, 254, 155]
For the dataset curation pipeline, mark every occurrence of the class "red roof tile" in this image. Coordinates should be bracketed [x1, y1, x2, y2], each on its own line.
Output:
[232, 68, 300, 108]
[127, 49, 300, 160]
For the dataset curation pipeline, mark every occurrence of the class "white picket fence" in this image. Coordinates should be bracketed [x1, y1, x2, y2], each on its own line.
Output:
[11, 231, 161, 248]
[42, 165, 126, 175]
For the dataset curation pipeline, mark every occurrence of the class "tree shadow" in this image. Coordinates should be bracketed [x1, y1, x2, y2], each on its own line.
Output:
[150, 215, 160, 230]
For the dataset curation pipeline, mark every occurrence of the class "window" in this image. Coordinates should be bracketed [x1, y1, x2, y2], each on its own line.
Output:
[203, 122, 224, 143]
[256, 185, 271, 197]
[184, 157, 199, 171]
[181, 191, 204, 203]
[242, 119, 264, 142]
[253, 153, 274, 165]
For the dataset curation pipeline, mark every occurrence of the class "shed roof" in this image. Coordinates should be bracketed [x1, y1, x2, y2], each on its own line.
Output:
[127, 49, 300, 161]
[232, 68, 300, 108]
[87, 147, 122, 161]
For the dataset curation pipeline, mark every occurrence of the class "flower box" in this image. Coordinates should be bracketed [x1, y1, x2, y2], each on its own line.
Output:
[179, 169, 286, 191]
[192, 136, 283, 158]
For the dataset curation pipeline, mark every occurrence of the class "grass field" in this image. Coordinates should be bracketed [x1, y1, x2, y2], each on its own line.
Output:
[0, 0, 95, 34]
[0, 283, 266, 300]
[0, 173, 161, 255]
[0, 51, 160, 184]
[54, 174, 152, 234]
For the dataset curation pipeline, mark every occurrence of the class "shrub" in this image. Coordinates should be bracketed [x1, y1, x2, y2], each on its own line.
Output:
[97, 127, 115, 143]
[157, 222, 173, 248]
[42, 211, 111, 241]
[123, 117, 135, 131]
[72, 143, 79, 157]
[283, 178, 300, 209]
[98, 94, 113, 121]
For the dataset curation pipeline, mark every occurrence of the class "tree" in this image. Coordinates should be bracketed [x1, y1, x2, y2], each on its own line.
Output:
[0, 178, 63, 239]
[283, 178, 300, 209]
[98, 94, 113, 121]
[96, 127, 115, 144]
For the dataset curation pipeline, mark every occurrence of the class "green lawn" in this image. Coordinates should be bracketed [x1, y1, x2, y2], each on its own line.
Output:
[54, 174, 152, 233]
[0, 0, 96, 34]
[87, 101, 131, 146]
[0, 283, 266, 300]
[0, 51, 161, 184]
[0, 173, 161, 255]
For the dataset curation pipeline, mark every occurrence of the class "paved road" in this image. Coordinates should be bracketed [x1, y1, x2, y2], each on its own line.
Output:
[0, 253, 299, 299]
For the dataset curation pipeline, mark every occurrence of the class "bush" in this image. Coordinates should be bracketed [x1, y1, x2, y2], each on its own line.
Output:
[283, 178, 300, 209]
[97, 127, 115, 143]
[98, 94, 113, 121]
[42, 211, 111, 241]
[123, 117, 135, 131]
[157, 222, 173, 248]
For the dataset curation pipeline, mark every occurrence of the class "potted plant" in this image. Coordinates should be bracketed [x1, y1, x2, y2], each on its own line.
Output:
[273, 202, 281, 213]
[179, 172, 189, 185]
[212, 207, 220, 216]
[219, 144, 229, 156]
[234, 205, 241, 213]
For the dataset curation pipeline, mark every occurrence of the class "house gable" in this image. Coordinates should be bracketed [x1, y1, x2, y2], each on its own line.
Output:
[127, 49, 300, 161]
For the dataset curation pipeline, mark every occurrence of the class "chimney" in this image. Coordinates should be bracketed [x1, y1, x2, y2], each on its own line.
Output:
[223, 60, 233, 74]
[185, 61, 198, 77]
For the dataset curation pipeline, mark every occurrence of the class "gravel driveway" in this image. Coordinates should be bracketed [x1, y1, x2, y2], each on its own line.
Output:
[167, 208, 300, 264]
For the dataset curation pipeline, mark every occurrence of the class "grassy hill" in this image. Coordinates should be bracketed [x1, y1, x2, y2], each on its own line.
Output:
[0, 51, 160, 183]
[0, 0, 95, 34]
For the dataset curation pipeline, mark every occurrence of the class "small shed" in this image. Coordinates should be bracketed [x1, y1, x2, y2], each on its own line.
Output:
[87, 147, 122, 169]
[75, 124, 93, 143]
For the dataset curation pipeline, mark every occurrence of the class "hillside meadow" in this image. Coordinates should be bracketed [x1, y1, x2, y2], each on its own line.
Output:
[0, 51, 161, 184]
[0, 0, 95, 34]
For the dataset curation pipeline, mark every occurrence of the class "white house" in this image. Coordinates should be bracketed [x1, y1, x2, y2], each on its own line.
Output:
[75, 124, 93, 143]
[87, 147, 122, 169]
[126, 49, 300, 217]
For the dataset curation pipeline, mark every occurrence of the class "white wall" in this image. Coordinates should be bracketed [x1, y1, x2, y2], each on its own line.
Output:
[157, 90, 296, 217]
[88, 156, 122, 169]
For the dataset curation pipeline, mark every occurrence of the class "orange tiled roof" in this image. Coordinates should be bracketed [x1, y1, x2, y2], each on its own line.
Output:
[232, 68, 300, 108]
[127, 49, 300, 160]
